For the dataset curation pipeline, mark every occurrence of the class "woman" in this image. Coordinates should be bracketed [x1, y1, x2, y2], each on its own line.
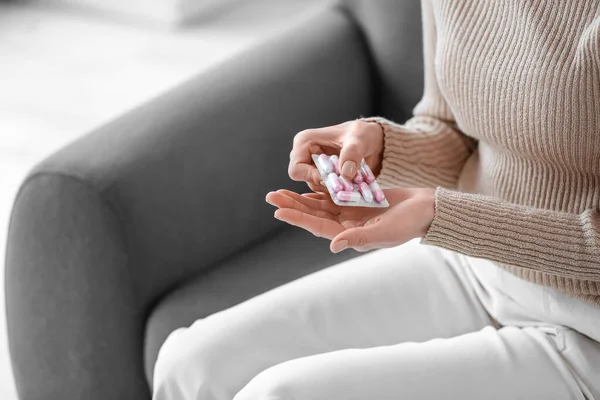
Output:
[153, 0, 600, 398]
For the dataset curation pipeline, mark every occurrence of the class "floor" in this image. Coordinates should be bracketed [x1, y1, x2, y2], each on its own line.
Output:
[0, 1, 325, 398]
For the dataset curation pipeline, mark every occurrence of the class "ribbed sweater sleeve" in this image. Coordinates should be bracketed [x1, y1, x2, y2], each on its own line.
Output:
[363, 117, 475, 189]
[423, 188, 600, 281]
[359, 0, 600, 299]
[363, 0, 475, 190]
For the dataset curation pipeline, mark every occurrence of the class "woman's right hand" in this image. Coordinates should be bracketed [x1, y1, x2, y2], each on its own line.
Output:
[288, 120, 384, 192]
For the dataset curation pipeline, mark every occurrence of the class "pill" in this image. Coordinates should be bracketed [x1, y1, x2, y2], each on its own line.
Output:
[324, 180, 336, 194]
[337, 191, 361, 202]
[338, 175, 354, 192]
[370, 181, 386, 203]
[361, 163, 376, 184]
[359, 182, 374, 203]
[327, 172, 343, 193]
[352, 171, 364, 184]
[317, 154, 334, 174]
[330, 155, 340, 174]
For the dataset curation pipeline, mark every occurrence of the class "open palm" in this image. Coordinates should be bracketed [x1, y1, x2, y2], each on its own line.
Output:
[265, 188, 435, 253]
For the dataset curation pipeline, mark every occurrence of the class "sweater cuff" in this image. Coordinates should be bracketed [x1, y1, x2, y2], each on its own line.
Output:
[422, 188, 600, 280]
[361, 116, 469, 189]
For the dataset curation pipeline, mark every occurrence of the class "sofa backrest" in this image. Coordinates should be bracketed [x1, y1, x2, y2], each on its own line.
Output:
[342, 0, 424, 123]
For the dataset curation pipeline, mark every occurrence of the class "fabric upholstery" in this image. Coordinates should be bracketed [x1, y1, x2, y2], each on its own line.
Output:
[343, 0, 423, 122]
[6, 174, 145, 400]
[21, 8, 372, 309]
[5, 2, 424, 400]
[5, 8, 372, 400]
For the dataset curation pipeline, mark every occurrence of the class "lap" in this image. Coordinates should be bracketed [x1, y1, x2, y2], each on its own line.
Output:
[153, 241, 493, 400]
[234, 326, 585, 400]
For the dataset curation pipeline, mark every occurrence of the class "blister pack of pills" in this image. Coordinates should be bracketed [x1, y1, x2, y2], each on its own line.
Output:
[312, 154, 389, 208]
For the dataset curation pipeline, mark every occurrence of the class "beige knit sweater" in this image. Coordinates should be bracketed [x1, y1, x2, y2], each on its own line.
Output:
[366, 0, 600, 305]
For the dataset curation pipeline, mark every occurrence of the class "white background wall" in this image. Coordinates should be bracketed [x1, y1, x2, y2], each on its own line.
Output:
[0, 1, 327, 398]
[38, 0, 244, 26]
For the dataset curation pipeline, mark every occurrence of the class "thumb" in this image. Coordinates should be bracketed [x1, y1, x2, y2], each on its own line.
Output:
[338, 139, 365, 180]
[330, 217, 387, 253]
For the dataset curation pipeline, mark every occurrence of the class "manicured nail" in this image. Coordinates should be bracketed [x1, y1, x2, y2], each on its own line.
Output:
[341, 161, 356, 178]
[332, 240, 348, 253]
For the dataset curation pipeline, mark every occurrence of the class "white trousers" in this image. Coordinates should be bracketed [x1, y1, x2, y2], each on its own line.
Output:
[153, 240, 600, 400]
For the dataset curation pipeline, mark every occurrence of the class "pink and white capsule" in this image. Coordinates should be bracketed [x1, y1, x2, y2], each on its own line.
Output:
[338, 175, 354, 192]
[317, 154, 334, 174]
[327, 172, 343, 193]
[370, 181, 385, 203]
[352, 170, 364, 184]
[359, 182, 374, 203]
[337, 191, 361, 202]
[329, 155, 340, 174]
[360, 163, 376, 184]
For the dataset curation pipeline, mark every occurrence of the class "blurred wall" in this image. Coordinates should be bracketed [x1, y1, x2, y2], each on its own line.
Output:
[37, 0, 242, 26]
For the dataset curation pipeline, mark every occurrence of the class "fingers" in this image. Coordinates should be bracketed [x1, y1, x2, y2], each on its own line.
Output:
[330, 216, 392, 253]
[306, 181, 326, 193]
[288, 127, 339, 185]
[288, 161, 323, 186]
[265, 191, 336, 220]
[267, 186, 425, 253]
[276, 189, 340, 214]
[329, 189, 433, 253]
[338, 137, 365, 180]
[338, 120, 383, 180]
[274, 208, 344, 239]
[288, 121, 382, 186]
[301, 192, 327, 200]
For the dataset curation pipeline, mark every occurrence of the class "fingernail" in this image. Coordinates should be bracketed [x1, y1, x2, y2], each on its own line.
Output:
[341, 161, 356, 178]
[332, 240, 348, 253]
[274, 212, 282, 221]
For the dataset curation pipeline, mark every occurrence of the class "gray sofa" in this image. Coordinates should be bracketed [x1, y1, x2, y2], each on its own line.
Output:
[5, 1, 424, 399]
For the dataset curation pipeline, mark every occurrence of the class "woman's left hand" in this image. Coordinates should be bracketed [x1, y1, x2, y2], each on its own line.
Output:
[265, 188, 436, 253]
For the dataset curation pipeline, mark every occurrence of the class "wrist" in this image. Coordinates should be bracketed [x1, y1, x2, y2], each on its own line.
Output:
[417, 188, 436, 238]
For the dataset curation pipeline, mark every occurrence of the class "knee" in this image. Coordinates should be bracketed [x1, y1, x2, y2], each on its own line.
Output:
[152, 327, 230, 400]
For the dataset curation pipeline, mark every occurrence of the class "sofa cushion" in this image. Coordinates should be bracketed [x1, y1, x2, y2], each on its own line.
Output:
[343, 0, 424, 123]
[143, 226, 359, 385]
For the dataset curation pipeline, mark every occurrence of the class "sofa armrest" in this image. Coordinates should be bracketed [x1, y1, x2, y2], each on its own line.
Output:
[5, 6, 372, 400]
